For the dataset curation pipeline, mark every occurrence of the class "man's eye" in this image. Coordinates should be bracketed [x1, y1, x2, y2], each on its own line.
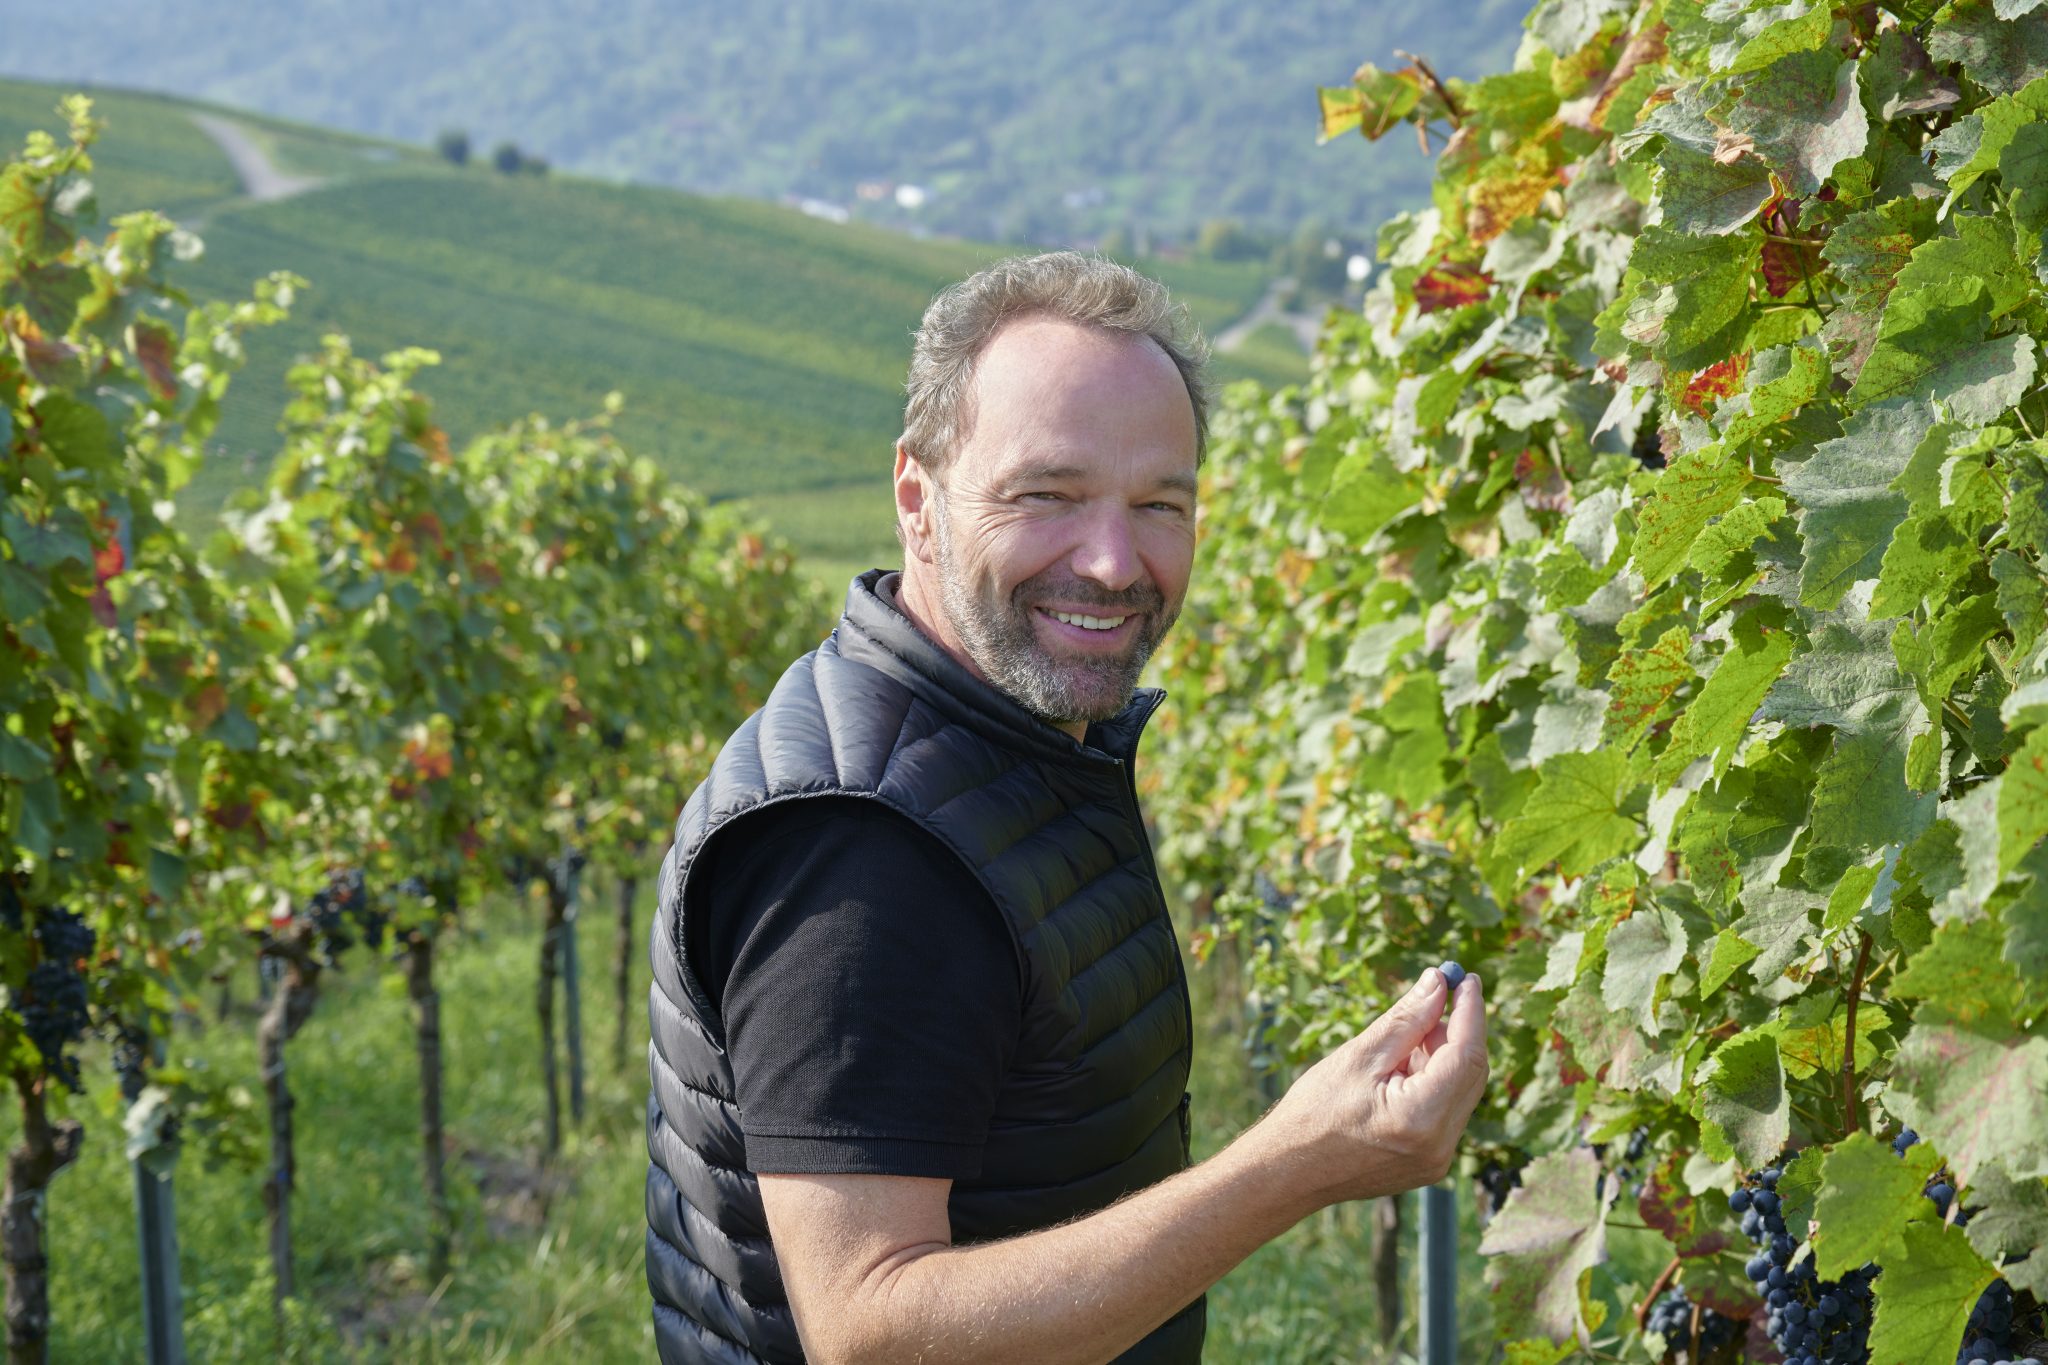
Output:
[1021, 491, 1065, 503]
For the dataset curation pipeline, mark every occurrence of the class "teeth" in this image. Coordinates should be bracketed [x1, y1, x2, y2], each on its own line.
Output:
[1048, 609, 1128, 631]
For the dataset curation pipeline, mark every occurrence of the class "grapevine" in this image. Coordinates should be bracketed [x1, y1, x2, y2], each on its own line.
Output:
[1146, 0, 2048, 1357]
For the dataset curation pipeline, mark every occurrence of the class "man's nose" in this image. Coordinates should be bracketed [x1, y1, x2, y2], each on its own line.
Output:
[1071, 504, 1143, 592]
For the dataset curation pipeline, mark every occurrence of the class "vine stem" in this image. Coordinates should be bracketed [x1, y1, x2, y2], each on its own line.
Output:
[1394, 50, 1465, 125]
[1842, 930, 1874, 1137]
[1636, 1255, 1682, 1332]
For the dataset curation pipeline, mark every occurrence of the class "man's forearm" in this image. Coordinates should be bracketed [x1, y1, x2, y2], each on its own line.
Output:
[835, 1122, 1318, 1365]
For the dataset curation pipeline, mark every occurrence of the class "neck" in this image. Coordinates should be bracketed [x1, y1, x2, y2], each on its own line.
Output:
[891, 565, 1089, 742]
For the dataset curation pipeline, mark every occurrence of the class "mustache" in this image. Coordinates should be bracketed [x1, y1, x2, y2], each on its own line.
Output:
[1015, 585, 1163, 618]
[1014, 578, 1162, 616]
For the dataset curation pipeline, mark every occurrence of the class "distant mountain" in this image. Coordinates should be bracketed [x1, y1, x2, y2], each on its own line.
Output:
[1, 0, 1522, 243]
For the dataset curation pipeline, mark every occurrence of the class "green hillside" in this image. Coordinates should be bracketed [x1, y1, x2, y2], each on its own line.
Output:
[1, 0, 1518, 244]
[0, 80, 1300, 582]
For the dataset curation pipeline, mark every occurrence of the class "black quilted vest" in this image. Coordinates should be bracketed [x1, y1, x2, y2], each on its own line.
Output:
[645, 569, 1203, 1364]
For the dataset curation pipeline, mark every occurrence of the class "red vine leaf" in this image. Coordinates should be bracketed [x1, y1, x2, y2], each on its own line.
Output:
[1760, 237, 1818, 297]
[1680, 353, 1751, 415]
[1414, 260, 1493, 314]
[130, 320, 179, 402]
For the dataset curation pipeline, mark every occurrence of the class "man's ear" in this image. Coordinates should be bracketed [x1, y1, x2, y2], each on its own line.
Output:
[893, 440, 938, 565]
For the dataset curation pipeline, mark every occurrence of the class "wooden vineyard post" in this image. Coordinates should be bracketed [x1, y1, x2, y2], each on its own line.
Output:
[560, 852, 586, 1126]
[405, 932, 451, 1281]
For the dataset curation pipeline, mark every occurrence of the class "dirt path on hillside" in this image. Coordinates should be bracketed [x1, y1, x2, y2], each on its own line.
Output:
[189, 112, 322, 202]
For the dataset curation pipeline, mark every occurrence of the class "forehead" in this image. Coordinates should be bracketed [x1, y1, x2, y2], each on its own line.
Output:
[955, 315, 1198, 482]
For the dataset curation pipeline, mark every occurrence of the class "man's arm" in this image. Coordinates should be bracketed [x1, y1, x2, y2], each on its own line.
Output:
[761, 967, 1490, 1365]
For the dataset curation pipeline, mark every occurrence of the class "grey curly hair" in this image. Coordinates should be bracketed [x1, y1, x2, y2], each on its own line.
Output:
[899, 251, 1211, 476]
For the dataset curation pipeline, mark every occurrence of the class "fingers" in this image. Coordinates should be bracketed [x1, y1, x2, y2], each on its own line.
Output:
[1443, 974, 1487, 1053]
[1357, 967, 1448, 1075]
[1419, 975, 1490, 1104]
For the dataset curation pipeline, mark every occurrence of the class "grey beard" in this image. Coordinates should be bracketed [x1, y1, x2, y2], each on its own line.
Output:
[930, 495, 1175, 729]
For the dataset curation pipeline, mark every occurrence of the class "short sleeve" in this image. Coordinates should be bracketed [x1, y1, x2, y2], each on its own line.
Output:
[687, 797, 1023, 1179]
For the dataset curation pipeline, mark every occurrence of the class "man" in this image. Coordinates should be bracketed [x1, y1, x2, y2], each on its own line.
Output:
[645, 252, 1489, 1365]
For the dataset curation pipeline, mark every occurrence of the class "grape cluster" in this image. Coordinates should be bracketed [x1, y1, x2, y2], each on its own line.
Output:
[1645, 1288, 1741, 1355]
[1476, 1152, 1526, 1215]
[1611, 1126, 1652, 1196]
[1953, 1280, 2040, 1364]
[20, 907, 97, 1092]
[308, 867, 387, 958]
[1732, 1165, 1877, 1365]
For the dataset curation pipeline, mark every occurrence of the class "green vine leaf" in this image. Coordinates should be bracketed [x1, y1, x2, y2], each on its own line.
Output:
[1699, 1028, 1789, 1170]
[1724, 50, 1868, 197]
[1493, 749, 1642, 880]
[2000, 726, 2048, 876]
[1960, 1161, 2048, 1296]
[1866, 1222, 1999, 1365]
[1811, 1132, 1944, 1279]
[1654, 607, 1793, 783]
[1601, 901, 1689, 1033]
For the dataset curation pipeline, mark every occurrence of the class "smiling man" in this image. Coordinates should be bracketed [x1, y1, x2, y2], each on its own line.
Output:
[645, 252, 1489, 1365]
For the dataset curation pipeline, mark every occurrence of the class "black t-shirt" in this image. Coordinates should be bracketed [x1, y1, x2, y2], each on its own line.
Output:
[687, 796, 1023, 1179]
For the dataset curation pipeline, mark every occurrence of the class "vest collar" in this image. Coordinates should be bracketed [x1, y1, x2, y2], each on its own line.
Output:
[835, 569, 1165, 769]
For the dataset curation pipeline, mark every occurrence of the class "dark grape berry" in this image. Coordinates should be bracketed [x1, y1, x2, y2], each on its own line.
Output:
[1476, 1154, 1526, 1215]
[1437, 960, 1466, 991]
[19, 907, 96, 1092]
[1729, 1160, 1883, 1364]
[1644, 1288, 1740, 1352]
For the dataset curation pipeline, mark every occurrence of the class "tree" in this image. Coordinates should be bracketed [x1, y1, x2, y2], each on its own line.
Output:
[1193, 217, 1264, 263]
[434, 128, 469, 166]
[491, 141, 524, 175]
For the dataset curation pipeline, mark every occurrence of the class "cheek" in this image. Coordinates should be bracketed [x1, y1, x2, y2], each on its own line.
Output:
[976, 518, 1069, 593]
[1142, 525, 1197, 600]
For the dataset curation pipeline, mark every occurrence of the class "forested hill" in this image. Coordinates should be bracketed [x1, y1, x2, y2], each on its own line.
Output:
[0, 0, 1519, 243]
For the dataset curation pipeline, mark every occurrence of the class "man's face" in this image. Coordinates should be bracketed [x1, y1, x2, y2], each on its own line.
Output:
[915, 316, 1199, 729]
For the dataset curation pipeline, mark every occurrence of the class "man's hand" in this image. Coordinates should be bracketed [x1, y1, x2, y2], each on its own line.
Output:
[1254, 965, 1490, 1209]
[755, 966, 1488, 1365]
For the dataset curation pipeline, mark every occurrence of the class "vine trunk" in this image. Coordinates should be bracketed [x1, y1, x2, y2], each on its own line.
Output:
[3, 1070, 81, 1365]
[257, 945, 321, 1307]
[614, 872, 638, 1073]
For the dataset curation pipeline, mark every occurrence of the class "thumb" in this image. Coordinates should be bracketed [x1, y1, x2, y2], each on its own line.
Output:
[1355, 968, 1448, 1075]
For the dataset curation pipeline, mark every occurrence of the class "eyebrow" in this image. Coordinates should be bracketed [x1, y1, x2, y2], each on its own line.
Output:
[1004, 461, 1199, 497]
